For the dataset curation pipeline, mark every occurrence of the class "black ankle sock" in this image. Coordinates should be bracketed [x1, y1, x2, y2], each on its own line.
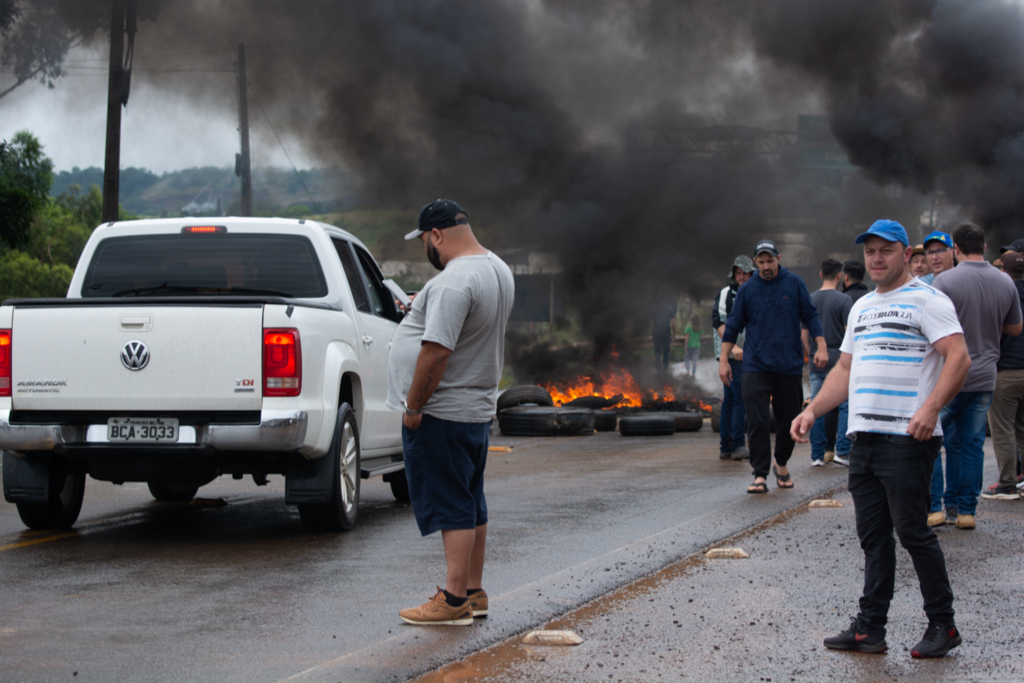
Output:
[443, 589, 467, 607]
[467, 588, 483, 595]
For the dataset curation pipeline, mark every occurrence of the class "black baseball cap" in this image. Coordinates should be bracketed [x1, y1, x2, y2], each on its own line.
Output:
[754, 239, 779, 257]
[405, 199, 469, 240]
[999, 238, 1024, 254]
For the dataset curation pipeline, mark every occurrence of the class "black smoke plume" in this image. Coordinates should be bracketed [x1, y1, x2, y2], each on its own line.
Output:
[18, 1, 1023, 387]
[754, 0, 1024, 243]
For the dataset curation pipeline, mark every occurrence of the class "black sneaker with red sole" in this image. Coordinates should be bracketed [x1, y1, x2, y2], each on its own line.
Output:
[911, 621, 962, 658]
[823, 618, 888, 654]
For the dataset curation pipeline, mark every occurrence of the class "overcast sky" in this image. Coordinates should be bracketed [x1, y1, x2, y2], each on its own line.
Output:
[1, 44, 318, 174]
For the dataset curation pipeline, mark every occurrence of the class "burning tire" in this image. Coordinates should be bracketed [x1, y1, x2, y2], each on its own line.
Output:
[498, 406, 595, 437]
[711, 405, 721, 432]
[497, 385, 554, 412]
[593, 410, 618, 432]
[668, 411, 703, 432]
[618, 414, 676, 437]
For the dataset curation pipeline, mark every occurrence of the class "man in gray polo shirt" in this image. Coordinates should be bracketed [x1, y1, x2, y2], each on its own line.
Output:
[929, 223, 1022, 529]
[388, 199, 515, 625]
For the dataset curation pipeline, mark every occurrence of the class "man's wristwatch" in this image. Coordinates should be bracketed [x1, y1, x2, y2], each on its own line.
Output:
[402, 399, 421, 416]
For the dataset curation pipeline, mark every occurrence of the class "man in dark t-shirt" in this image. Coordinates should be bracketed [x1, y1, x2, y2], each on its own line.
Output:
[842, 260, 870, 303]
[980, 251, 1024, 500]
[803, 259, 853, 465]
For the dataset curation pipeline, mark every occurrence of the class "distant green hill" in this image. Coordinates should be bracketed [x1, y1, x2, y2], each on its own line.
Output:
[52, 166, 362, 218]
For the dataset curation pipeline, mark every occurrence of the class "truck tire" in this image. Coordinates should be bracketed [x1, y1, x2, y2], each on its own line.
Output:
[618, 414, 676, 437]
[147, 481, 199, 502]
[496, 385, 554, 412]
[386, 471, 411, 503]
[593, 410, 618, 432]
[16, 461, 86, 530]
[669, 411, 704, 432]
[498, 406, 594, 436]
[299, 404, 360, 532]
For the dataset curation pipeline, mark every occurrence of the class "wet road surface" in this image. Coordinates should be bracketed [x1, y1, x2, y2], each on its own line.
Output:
[2, 424, 864, 682]
[416, 451, 1024, 683]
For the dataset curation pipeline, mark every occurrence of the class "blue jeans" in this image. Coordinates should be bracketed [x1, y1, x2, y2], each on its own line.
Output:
[931, 391, 992, 516]
[809, 368, 850, 460]
[849, 432, 953, 635]
[720, 359, 746, 453]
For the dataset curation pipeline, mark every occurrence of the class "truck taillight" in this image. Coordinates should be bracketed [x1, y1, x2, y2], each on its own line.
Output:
[0, 330, 10, 397]
[263, 328, 301, 397]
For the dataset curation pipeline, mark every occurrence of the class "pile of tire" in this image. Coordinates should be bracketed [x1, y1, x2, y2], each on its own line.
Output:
[497, 385, 603, 437]
[617, 411, 703, 436]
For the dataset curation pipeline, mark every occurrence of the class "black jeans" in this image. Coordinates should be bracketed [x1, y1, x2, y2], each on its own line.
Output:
[849, 432, 954, 635]
[741, 371, 803, 478]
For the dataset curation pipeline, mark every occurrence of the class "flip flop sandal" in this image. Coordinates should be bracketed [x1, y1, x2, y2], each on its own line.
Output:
[747, 479, 768, 494]
[773, 465, 794, 489]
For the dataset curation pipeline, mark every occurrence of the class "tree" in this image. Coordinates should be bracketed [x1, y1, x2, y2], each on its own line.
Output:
[0, 129, 53, 248]
[0, 1, 167, 101]
[0, 248, 73, 300]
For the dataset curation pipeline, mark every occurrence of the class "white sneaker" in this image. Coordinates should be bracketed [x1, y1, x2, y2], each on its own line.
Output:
[811, 460, 825, 467]
[833, 455, 850, 467]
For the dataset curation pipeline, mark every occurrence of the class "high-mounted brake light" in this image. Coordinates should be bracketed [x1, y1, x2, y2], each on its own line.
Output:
[0, 330, 11, 398]
[263, 328, 301, 397]
[181, 226, 227, 234]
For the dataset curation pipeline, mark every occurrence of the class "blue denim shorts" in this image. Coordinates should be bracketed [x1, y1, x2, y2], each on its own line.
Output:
[402, 413, 489, 536]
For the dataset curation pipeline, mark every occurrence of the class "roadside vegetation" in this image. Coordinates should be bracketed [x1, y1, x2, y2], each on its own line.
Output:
[0, 130, 119, 299]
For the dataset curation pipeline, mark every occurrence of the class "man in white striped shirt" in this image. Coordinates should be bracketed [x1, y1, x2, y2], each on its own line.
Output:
[790, 219, 971, 659]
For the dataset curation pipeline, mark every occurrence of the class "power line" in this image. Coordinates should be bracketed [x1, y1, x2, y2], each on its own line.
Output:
[61, 65, 235, 73]
[246, 75, 323, 216]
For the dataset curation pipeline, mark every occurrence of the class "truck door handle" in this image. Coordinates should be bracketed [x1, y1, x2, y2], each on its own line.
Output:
[362, 335, 374, 345]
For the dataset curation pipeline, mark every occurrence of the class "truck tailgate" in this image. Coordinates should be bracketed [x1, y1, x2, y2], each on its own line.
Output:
[11, 305, 263, 411]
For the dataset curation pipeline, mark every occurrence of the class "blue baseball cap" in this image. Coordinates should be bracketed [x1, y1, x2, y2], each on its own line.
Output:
[855, 219, 909, 246]
[922, 230, 953, 249]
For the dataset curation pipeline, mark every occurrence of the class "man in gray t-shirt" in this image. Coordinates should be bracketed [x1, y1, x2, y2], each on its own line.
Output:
[928, 223, 1023, 529]
[802, 259, 854, 465]
[387, 199, 515, 627]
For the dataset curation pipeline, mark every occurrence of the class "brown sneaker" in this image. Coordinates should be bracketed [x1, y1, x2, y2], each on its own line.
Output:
[469, 590, 489, 618]
[955, 514, 976, 530]
[927, 511, 946, 527]
[400, 588, 474, 626]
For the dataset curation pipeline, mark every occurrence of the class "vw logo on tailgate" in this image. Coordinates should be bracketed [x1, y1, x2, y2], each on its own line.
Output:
[121, 341, 150, 371]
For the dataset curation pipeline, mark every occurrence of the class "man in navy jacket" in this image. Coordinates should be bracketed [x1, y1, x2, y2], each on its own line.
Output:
[720, 239, 827, 493]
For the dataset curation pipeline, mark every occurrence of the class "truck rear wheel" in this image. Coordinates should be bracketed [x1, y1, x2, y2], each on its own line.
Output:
[16, 462, 86, 530]
[386, 471, 411, 503]
[299, 404, 360, 532]
[147, 481, 199, 502]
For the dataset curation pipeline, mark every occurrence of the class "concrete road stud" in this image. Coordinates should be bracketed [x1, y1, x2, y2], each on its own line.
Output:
[521, 630, 583, 646]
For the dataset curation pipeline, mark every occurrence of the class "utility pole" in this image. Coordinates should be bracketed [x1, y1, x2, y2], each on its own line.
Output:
[101, 0, 126, 223]
[235, 43, 253, 217]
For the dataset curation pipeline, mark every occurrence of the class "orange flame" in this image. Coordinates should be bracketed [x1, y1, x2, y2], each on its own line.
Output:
[544, 365, 676, 408]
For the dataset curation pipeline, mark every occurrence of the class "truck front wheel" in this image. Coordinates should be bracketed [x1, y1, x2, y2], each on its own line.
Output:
[16, 462, 86, 530]
[298, 404, 360, 532]
[147, 481, 199, 502]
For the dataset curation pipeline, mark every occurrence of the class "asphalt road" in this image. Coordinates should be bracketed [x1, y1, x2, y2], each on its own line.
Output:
[1, 423, 855, 682]
[417, 454, 1024, 683]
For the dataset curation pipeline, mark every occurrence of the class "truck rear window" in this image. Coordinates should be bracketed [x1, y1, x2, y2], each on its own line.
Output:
[81, 233, 329, 298]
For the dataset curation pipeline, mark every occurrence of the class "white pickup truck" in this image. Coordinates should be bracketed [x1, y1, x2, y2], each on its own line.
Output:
[0, 217, 411, 532]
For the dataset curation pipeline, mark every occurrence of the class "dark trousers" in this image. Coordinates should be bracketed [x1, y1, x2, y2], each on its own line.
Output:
[719, 359, 746, 453]
[742, 371, 803, 478]
[653, 333, 671, 370]
[849, 432, 954, 635]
